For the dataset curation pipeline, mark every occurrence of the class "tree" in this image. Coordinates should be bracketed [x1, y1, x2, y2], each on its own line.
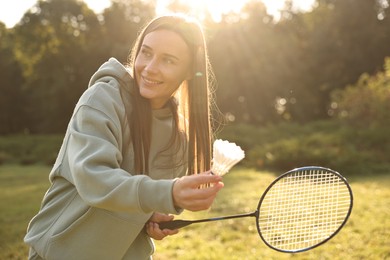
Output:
[101, 0, 155, 62]
[207, 0, 390, 124]
[0, 23, 25, 134]
[10, 0, 155, 133]
[209, 1, 279, 124]
[13, 0, 104, 133]
[280, 0, 390, 122]
[4, 0, 390, 134]
[331, 57, 390, 127]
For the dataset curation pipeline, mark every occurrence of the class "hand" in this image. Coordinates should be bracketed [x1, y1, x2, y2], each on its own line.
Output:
[145, 212, 179, 240]
[172, 172, 224, 211]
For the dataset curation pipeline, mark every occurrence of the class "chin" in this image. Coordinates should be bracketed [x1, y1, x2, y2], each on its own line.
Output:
[139, 87, 155, 99]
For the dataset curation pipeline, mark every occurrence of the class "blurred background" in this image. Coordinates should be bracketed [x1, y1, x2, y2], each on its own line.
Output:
[1, 0, 389, 174]
[0, 1, 389, 258]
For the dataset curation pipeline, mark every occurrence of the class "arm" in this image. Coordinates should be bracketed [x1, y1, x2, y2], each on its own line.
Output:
[66, 104, 178, 214]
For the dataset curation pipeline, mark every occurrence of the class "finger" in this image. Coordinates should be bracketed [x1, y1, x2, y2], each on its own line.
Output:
[146, 222, 155, 234]
[178, 189, 221, 211]
[173, 176, 224, 210]
[151, 213, 174, 222]
[184, 181, 224, 200]
[185, 174, 223, 188]
[198, 170, 214, 176]
[173, 182, 223, 210]
[188, 196, 218, 211]
[160, 214, 174, 222]
[148, 223, 166, 240]
[162, 228, 179, 236]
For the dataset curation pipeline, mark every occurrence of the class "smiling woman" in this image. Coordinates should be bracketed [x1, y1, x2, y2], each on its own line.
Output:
[23, 13, 224, 260]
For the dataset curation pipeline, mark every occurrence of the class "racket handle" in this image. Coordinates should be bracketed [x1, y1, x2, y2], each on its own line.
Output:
[159, 220, 193, 230]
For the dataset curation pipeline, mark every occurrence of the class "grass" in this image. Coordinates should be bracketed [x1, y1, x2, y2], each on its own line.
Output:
[0, 165, 389, 259]
[154, 169, 390, 260]
[0, 165, 50, 259]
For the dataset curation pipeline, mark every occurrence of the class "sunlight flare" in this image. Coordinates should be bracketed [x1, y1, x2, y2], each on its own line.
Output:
[155, 0, 315, 21]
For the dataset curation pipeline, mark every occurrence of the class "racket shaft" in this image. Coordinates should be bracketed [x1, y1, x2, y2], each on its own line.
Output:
[159, 211, 257, 230]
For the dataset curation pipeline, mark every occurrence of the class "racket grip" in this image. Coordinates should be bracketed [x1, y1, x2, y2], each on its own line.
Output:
[159, 220, 192, 230]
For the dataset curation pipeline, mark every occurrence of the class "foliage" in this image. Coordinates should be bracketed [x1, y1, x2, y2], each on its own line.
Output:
[330, 57, 390, 128]
[7, 0, 154, 134]
[12, 0, 106, 133]
[209, 1, 280, 124]
[0, 135, 62, 165]
[1, 165, 388, 259]
[0, 23, 25, 134]
[1, 118, 389, 176]
[101, 0, 156, 60]
[1, 0, 390, 134]
[211, 0, 390, 124]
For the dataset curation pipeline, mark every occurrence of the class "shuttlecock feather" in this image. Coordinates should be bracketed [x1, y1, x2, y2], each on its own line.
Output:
[211, 139, 245, 176]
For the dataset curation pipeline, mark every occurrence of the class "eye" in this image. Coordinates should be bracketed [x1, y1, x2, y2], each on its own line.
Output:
[140, 48, 152, 58]
[164, 57, 176, 65]
[163, 55, 180, 65]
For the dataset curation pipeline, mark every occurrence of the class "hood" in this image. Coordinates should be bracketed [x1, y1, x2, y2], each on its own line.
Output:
[88, 57, 133, 88]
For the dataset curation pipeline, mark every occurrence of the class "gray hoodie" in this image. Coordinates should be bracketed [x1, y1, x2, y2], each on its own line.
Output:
[24, 58, 187, 259]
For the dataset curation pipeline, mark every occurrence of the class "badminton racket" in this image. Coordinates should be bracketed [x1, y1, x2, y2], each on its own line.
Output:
[159, 166, 353, 253]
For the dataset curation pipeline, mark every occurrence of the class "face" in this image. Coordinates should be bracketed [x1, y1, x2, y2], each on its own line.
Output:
[134, 29, 192, 109]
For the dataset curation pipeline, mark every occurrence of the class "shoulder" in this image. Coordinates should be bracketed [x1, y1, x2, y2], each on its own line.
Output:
[74, 78, 134, 130]
[81, 57, 135, 114]
[81, 81, 124, 112]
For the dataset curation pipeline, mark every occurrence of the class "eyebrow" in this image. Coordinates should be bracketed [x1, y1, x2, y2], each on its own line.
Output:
[141, 44, 181, 61]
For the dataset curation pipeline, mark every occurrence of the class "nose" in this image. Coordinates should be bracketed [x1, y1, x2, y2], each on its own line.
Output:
[144, 58, 159, 74]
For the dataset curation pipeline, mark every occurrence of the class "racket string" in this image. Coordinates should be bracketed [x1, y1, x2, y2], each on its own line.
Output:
[258, 169, 351, 251]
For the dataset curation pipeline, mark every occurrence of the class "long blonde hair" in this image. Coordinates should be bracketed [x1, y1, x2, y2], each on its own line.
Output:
[126, 14, 216, 175]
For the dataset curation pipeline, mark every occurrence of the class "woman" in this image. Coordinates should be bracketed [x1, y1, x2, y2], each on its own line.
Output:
[25, 14, 223, 259]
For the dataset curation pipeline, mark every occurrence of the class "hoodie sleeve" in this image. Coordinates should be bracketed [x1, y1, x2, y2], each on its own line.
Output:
[66, 82, 180, 215]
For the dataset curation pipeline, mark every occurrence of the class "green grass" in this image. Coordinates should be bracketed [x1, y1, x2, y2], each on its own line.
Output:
[0, 165, 51, 259]
[0, 166, 389, 259]
[154, 169, 390, 260]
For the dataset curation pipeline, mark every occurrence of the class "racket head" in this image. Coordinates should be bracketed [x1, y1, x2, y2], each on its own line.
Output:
[255, 166, 353, 253]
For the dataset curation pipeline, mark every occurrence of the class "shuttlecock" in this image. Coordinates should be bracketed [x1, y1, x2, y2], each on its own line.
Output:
[211, 139, 245, 176]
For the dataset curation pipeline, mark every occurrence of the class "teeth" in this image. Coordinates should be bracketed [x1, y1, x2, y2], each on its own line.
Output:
[143, 77, 161, 85]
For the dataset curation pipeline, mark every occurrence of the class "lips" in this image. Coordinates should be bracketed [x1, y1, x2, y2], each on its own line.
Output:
[142, 76, 163, 86]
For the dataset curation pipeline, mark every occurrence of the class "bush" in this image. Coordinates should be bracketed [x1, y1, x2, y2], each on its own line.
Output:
[2, 121, 389, 176]
[330, 57, 390, 128]
[0, 134, 62, 165]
